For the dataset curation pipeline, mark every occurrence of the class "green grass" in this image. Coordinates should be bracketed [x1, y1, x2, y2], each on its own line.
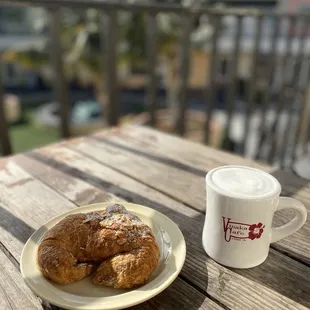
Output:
[10, 109, 60, 153]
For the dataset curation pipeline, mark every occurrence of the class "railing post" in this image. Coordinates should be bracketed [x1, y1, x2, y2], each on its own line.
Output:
[291, 17, 310, 164]
[49, 7, 71, 138]
[174, 14, 193, 136]
[146, 13, 158, 126]
[0, 65, 12, 156]
[255, 15, 281, 160]
[223, 15, 243, 151]
[266, 16, 297, 164]
[280, 16, 308, 168]
[296, 66, 310, 158]
[242, 14, 263, 155]
[100, 10, 120, 127]
[204, 14, 220, 144]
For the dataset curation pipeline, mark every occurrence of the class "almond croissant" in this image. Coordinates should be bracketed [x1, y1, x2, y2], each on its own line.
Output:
[37, 204, 160, 288]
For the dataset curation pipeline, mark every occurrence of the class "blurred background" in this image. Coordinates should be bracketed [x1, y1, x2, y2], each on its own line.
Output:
[1, 0, 310, 174]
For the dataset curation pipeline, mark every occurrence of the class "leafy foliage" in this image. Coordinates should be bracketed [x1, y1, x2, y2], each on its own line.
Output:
[3, 5, 213, 103]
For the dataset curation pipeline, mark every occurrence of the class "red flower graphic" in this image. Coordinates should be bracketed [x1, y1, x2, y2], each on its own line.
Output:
[248, 222, 265, 240]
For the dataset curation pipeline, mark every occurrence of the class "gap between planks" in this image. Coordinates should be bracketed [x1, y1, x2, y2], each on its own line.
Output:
[179, 274, 230, 310]
[67, 142, 204, 215]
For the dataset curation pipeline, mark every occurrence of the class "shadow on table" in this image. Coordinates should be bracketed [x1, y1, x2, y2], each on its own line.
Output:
[0, 207, 58, 309]
[233, 248, 310, 305]
[272, 242, 310, 264]
[0, 206, 35, 244]
[27, 151, 206, 231]
[129, 277, 209, 310]
[271, 169, 310, 197]
[26, 152, 310, 308]
[90, 136, 207, 177]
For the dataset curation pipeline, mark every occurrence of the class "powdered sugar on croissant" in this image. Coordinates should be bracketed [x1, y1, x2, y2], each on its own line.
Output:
[37, 204, 160, 288]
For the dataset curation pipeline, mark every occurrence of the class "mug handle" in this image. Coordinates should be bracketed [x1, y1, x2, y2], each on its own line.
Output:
[271, 197, 307, 243]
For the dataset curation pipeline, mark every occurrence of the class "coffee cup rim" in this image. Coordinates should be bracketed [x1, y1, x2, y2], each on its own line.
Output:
[206, 165, 282, 200]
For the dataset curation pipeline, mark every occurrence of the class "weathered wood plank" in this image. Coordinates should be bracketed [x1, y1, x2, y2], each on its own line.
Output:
[0, 157, 223, 310]
[95, 126, 310, 207]
[0, 160, 77, 261]
[102, 126, 310, 209]
[0, 246, 43, 310]
[99, 126, 271, 172]
[14, 144, 310, 309]
[68, 128, 310, 265]
[14, 153, 120, 206]
[129, 277, 223, 310]
[15, 148, 203, 228]
[71, 135, 207, 213]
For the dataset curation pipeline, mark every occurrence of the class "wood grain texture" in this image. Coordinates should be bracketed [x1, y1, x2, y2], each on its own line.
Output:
[112, 127, 310, 260]
[69, 127, 310, 265]
[13, 144, 310, 310]
[71, 134, 207, 213]
[0, 160, 77, 261]
[129, 277, 223, 310]
[13, 153, 121, 206]
[0, 155, 223, 310]
[0, 247, 43, 310]
[103, 126, 310, 200]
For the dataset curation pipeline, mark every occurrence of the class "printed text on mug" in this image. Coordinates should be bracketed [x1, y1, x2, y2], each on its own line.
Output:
[222, 217, 265, 242]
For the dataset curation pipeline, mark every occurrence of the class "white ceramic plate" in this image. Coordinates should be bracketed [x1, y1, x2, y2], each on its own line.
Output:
[21, 202, 186, 310]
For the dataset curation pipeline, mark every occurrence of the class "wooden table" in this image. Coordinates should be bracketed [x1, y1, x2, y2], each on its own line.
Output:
[1, 126, 310, 310]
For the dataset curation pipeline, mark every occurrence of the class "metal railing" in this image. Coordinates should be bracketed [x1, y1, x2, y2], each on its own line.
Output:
[1, 0, 310, 169]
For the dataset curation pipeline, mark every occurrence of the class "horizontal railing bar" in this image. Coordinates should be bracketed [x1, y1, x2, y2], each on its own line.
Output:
[3, 0, 310, 17]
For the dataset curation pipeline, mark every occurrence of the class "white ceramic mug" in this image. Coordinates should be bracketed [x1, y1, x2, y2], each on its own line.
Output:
[202, 165, 307, 268]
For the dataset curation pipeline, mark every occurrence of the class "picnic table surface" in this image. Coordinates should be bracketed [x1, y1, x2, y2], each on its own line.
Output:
[0, 125, 310, 310]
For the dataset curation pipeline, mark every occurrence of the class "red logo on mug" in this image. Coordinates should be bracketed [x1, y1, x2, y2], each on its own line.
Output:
[222, 217, 265, 242]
